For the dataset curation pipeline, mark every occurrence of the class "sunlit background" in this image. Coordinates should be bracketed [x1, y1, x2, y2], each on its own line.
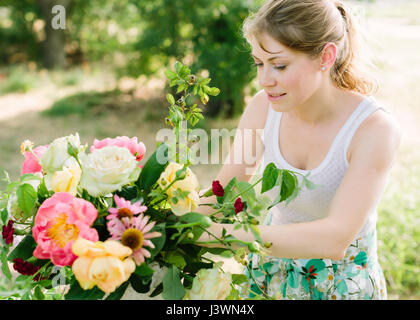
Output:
[0, 0, 418, 299]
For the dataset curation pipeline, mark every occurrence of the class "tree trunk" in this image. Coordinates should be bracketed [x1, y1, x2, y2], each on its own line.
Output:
[36, 0, 73, 69]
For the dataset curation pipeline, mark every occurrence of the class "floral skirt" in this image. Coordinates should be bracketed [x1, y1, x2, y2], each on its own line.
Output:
[242, 221, 387, 300]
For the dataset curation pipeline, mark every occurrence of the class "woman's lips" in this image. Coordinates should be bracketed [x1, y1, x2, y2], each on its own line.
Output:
[267, 92, 287, 101]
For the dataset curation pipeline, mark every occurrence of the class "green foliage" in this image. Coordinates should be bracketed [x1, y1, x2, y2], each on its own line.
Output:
[0, 0, 41, 64]
[125, 0, 262, 118]
[376, 147, 420, 298]
[162, 265, 186, 300]
[136, 143, 169, 191]
[65, 277, 105, 300]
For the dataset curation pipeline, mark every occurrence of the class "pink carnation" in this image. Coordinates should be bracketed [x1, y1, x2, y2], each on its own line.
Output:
[90, 136, 146, 167]
[32, 192, 99, 266]
[21, 145, 48, 176]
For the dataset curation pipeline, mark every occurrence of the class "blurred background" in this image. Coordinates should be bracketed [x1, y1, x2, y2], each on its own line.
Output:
[0, 0, 418, 299]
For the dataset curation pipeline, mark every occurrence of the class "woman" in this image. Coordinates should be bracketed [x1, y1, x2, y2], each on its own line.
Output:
[198, 0, 401, 300]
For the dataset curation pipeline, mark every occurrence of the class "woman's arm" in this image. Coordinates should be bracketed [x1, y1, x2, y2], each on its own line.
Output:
[200, 111, 402, 260]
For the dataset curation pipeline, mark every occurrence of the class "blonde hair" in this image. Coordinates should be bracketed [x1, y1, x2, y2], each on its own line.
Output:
[242, 0, 378, 95]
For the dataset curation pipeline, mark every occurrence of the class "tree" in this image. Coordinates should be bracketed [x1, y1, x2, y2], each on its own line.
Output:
[36, 0, 73, 69]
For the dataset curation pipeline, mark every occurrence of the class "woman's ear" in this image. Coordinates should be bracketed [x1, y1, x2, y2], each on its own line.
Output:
[319, 42, 338, 71]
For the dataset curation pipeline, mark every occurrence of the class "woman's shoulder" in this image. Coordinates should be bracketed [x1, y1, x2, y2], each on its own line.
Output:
[359, 96, 401, 142]
[238, 89, 270, 130]
[348, 96, 402, 168]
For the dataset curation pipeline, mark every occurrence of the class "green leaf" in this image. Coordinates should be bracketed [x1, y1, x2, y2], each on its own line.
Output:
[37, 178, 51, 204]
[179, 212, 212, 228]
[33, 286, 45, 300]
[164, 70, 177, 80]
[221, 177, 237, 203]
[237, 182, 257, 201]
[232, 274, 248, 285]
[174, 61, 183, 74]
[129, 274, 151, 293]
[206, 87, 220, 96]
[1, 248, 12, 280]
[16, 183, 37, 219]
[166, 93, 176, 105]
[134, 263, 155, 278]
[162, 266, 186, 300]
[1, 208, 8, 225]
[280, 170, 296, 202]
[147, 223, 166, 260]
[164, 251, 187, 269]
[199, 78, 211, 85]
[116, 186, 138, 201]
[261, 162, 278, 193]
[267, 171, 283, 210]
[65, 277, 105, 300]
[8, 234, 37, 262]
[149, 282, 163, 297]
[105, 281, 130, 300]
[183, 261, 213, 274]
[220, 250, 234, 258]
[67, 141, 79, 159]
[136, 143, 169, 191]
[179, 65, 191, 79]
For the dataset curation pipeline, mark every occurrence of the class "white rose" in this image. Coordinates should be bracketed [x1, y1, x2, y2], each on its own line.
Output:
[79, 146, 140, 197]
[184, 267, 232, 300]
[40, 133, 83, 174]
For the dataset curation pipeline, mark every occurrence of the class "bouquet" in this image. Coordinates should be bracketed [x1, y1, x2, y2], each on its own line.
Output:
[0, 61, 311, 300]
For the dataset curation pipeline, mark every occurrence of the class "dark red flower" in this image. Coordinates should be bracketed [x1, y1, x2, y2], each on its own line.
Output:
[234, 197, 244, 214]
[212, 180, 225, 197]
[12, 258, 41, 280]
[2, 220, 14, 245]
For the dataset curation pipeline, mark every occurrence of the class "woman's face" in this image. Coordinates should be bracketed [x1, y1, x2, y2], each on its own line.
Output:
[250, 33, 324, 112]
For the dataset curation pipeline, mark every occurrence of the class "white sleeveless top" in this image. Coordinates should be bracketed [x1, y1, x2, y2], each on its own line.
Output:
[261, 95, 388, 236]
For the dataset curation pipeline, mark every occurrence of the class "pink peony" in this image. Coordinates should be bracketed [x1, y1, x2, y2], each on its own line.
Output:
[107, 194, 148, 221]
[90, 136, 146, 166]
[21, 145, 48, 176]
[107, 214, 161, 265]
[32, 192, 99, 266]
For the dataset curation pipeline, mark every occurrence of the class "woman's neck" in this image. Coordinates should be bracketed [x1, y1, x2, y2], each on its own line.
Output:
[288, 84, 360, 126]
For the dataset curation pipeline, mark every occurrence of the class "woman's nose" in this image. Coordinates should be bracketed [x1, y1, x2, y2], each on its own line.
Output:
[259, 68, 276, 87]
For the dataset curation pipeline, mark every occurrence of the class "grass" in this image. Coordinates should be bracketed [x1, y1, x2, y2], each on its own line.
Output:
[0, 0, 419, 300]
[0, 66, 38, 95]
[42, 89, 123, 117]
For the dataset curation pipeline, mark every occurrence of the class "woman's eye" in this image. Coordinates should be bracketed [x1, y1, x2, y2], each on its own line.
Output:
[253, 63, 286, 71]
[274, 65, 287, 70]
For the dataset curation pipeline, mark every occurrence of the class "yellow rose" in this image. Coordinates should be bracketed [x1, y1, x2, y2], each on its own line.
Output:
[158, 162, 200, 216]
[72, 238, 135, 294]
[51, 159, 81, 196]
[158, 162, 200, 192]
[167, 188, 200, 216]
